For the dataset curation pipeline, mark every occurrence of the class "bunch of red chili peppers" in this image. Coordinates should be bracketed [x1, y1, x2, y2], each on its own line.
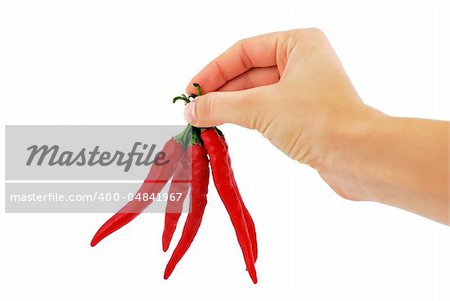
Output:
[91, 84, 258, 283]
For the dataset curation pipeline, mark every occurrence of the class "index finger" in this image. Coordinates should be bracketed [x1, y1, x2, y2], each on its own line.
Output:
[186, 31, 281, 94]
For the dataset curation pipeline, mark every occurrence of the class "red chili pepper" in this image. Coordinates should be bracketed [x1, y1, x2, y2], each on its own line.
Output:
[91, 137, 185, 247]
[162, 154, 191, 252]
[221, 135, 258, 262]
[201, 128, 257, 284]
[164, 144, 209, 279]
[90, 84, 261, 284]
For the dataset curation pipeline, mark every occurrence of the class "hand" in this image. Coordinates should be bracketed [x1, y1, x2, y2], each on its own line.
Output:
[184, 28, 384, 200]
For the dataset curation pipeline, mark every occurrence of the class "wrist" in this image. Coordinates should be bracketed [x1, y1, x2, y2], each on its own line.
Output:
[314, 103, 389, 201]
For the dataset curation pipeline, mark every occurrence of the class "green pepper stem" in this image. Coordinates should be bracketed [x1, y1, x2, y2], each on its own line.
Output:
[193, 83, 202, 96]
[173, 95, 191, 105]
[172, 84, 206, 146]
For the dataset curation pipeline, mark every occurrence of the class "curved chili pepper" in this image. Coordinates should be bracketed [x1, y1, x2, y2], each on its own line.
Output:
[90, 84, 261, 284]
[91, 137, 184, 247]
[164, 144, 209, 279]
[201, 128, 257, 284]
[221, 135, 258, 262]
[162, 154, 191, 252]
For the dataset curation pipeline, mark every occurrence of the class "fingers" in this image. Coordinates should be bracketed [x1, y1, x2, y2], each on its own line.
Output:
[184, 86, 267, 128]
[186, 31, 281, 94]
[217, 67, 280, 92]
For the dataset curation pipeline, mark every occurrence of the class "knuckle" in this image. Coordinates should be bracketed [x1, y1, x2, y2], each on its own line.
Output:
[194, 97, 207, 120]
[207, 93, 216, 120]
[242, 72, 253, 89]
[240, 96, 269, 130]
[232, 39, 243, 52]
[195, 93, 217, 122]
[191, 94, 215, 126]
[293, 27, 325, 41]
[245, 108, 262, 130]
[306, 27, 324, 36]
[235, 38, 248, 47]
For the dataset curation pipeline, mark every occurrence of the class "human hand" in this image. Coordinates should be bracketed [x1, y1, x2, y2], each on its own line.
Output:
[184, 29, 385, 200]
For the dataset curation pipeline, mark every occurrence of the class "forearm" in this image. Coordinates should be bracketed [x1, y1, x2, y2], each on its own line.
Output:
[320, 106, 450, 225]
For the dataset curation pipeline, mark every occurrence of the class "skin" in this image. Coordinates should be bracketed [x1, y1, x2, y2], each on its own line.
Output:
[183, 28, 450, 225]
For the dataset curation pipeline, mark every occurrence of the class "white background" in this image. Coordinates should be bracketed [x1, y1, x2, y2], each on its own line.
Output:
[1, 0, 449, 300]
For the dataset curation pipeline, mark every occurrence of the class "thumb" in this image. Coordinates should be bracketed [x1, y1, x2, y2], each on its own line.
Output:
[184, 87, 265, 128]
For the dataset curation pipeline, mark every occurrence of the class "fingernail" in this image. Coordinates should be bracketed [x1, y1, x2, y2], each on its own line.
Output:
[184, 102, 196, 123]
